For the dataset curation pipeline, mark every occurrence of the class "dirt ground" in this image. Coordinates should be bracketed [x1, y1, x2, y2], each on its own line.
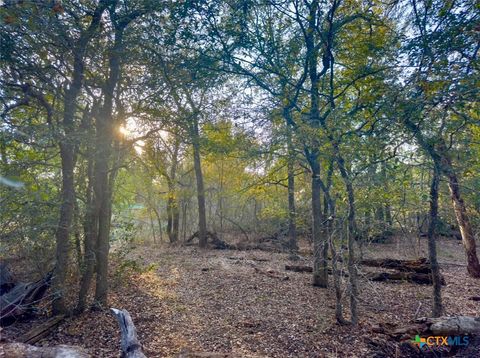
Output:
[2, 236, 480, 357]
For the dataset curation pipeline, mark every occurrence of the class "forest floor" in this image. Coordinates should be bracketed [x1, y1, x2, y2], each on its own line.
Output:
[3, 236, 480, 357]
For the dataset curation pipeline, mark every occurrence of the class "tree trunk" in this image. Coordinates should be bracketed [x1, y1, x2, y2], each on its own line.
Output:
[444, 167, 480, 278]
[167, 139, 180, 243]
[76, 156, 97, 313]
[285, 118, 297, 252]
[403, 117, 480, 278]
[310, 153, 328, 287]
[152, 206, 163, 242]
[191, 118, 207, 248]
[52, 0, 107, 315]
[94, 20, 124, 308]
[427, 164, 443, 317]
[336, 152, 359, 325]
[52, 143, 76, 315]
[94, 129, 112, 307]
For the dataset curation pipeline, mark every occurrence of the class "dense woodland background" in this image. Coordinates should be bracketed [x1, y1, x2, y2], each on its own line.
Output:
[0, 0, 479, 357]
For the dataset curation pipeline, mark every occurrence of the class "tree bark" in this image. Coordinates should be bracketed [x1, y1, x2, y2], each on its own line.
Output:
[403, 117, 480, 278]
[94, 14, 125, 307]
[76, 155, 97, 313]
[0, 343, 89, 358]
[51, 0, 107, 315]
[336, 152, 359, 325]
[167, 139, 180, 243]
[309, 153, 328, 287]
[191, 118, 208, 248]
[52, 142, 76, 315]
[444, 163, 480, 278]
[427, 164, 443, 317]
[285, 116, 297, 252]
[111, 308, 146, 358]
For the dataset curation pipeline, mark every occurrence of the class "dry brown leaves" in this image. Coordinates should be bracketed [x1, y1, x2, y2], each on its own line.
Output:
[2, 237, 479, 357]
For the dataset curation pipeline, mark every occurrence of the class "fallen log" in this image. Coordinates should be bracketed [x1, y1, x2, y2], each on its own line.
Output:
[284, 265, 349, 277]
[111, 308, 146, 358]
[19, 315, 65, 344]
[369, 316, 480, 357]
[285, 264, 312, 273]
[366, 271, 445, 285]
[375, 316, 480, 337]
[0, 271, 52, 322]
[423, 316, 480, 336]
[361, 258, 432, 274]
[187, 231, 234, 250]
[0, 343, 89, 358]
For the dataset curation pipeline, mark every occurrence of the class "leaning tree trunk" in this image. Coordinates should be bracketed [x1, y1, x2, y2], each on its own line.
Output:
[427, 164, 443, 317]
[191, 118, 208, 248]
[404, 117, 480, 278]
[444, 166, 480, 278]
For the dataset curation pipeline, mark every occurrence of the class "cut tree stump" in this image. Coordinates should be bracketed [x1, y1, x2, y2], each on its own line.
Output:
[0, 343, 89, 358]
[111, 308, 146, 358]
[361, 258, 432, 274]
[366, 271, 445, 285]
[19, 315, 65, 344]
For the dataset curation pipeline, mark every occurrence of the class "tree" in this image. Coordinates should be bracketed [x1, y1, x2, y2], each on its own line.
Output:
[392, 0, 480, 277]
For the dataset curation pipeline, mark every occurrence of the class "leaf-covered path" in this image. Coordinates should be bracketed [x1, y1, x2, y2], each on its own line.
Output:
[7, 238, 480, 357]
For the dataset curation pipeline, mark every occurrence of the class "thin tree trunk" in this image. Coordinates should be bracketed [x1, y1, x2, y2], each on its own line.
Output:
[149, 210, 156, 244]
[182, 200, 188, 242]
[191, 118, 207, 248]
[285, 116, 297, 252]
[427, 164, 443, 317]
[330, 230, 347, 325]
[336, 152, 359, 325]
[324, 188, 347, 324]
[152, 207, 162, 243]
[76, 156, 97, 313]
[166, 139, 180, 242]
[167, 193, 173, 241]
